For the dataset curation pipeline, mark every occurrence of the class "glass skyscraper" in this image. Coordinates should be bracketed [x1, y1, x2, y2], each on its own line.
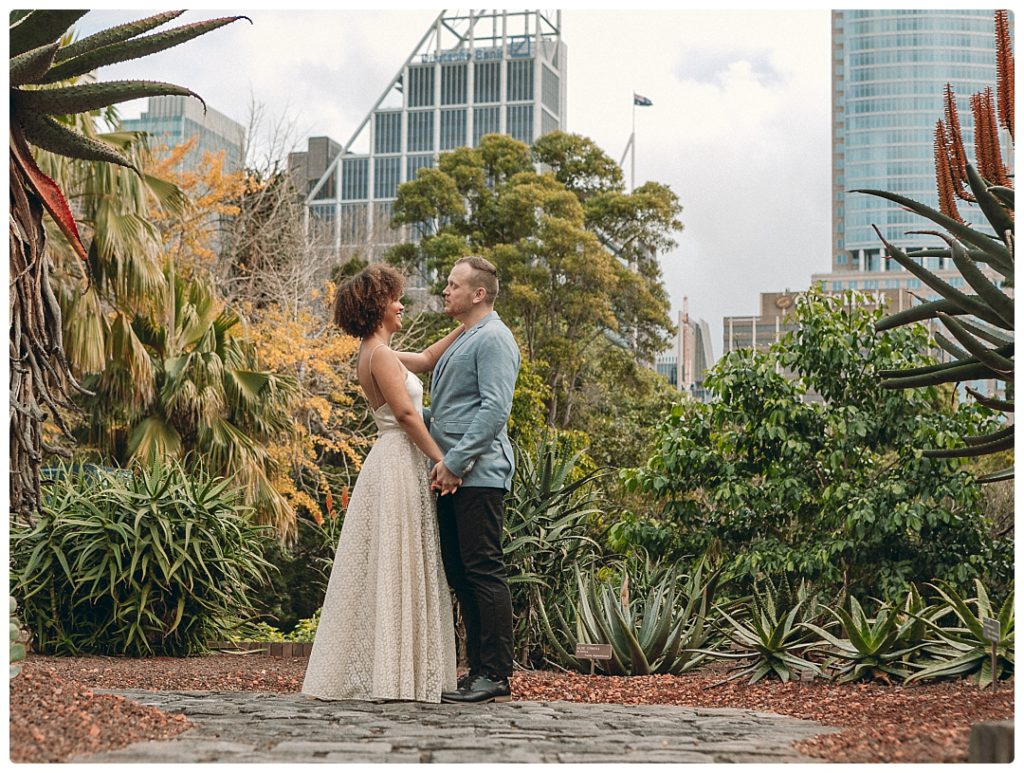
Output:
[304, 10, 566, 260]
[829, 9, 1000, 277]
[120, 95, 246, 173]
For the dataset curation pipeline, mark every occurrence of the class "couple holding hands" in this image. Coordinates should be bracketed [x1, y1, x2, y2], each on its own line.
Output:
[302, 256, 520, 705]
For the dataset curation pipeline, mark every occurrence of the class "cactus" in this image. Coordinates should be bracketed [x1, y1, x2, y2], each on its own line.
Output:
[854, 11, 1013, 482]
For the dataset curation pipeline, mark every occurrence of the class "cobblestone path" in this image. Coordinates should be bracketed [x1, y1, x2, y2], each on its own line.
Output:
[72, 690, 838, 763]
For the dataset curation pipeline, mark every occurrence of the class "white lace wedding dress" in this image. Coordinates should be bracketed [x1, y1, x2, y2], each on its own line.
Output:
[302, 369, 457, 702]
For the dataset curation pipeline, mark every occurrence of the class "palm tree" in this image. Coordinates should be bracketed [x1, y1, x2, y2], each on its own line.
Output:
[10, 10, 249, 517]
[78, 265, 300, 539]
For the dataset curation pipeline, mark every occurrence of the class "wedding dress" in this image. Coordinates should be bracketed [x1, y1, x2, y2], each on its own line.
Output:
[302, 367, 457, 702]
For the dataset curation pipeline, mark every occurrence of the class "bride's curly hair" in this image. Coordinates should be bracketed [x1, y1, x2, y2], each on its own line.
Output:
[333, 264, 405, 338]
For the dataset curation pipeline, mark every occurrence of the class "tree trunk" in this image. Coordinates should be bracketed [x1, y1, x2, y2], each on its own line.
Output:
[9, 156, 74, 520]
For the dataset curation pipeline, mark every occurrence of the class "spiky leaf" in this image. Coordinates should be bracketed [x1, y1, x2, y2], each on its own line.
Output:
[41, 16, 252, 84]
[53, 10, 186, 63]
[10, 10, 88, 57]
[13, 80, 201, 118]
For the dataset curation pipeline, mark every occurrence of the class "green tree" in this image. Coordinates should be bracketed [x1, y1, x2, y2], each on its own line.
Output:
[388, 131, 681, 430]
[622, 290, 1010, 600]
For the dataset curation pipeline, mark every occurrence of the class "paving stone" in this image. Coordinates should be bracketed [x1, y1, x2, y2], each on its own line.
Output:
[73, 690, 838, 763]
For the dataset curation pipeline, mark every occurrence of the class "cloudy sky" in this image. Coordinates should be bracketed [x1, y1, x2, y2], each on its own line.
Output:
[74, 4, 834, 357]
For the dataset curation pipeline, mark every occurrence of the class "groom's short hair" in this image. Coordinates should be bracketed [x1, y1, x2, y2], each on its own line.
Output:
[455, 256, 499, 304]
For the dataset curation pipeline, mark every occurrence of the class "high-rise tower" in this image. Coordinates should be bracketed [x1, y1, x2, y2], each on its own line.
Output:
[303, 10, 566, 261]
[828, 10, 1000, 278]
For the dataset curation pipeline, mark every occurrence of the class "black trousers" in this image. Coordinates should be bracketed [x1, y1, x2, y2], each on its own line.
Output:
[436, 487, 513, 679]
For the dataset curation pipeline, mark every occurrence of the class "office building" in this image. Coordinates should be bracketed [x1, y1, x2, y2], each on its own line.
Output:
[120, 95, 246, 172]
[818, 9, 1005, 297]
[304, 10, 567, 262]
[656, 301, 715, 401]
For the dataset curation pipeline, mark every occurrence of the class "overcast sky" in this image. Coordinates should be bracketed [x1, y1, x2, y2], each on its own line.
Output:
[74, 4, 835, 357]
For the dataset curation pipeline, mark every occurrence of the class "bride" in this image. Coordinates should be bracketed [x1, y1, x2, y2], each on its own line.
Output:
[302, 264, 462, 702]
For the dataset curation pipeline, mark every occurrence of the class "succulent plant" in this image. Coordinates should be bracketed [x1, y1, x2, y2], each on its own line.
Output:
[10, 10, 249, 517]
[697, 575, 826, 684]
[567, 554, 721, 676]
[855, 10, 1014, 482]
[907, 579, 1014, 688]
[803, 595, 923, 684]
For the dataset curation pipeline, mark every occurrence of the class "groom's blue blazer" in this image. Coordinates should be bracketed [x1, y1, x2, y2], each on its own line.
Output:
[426, 311, 520, 490]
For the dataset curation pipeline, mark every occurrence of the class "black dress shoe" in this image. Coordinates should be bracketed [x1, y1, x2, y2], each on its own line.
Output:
[441, 673, 511, 704]
[456, 671, 478, 690]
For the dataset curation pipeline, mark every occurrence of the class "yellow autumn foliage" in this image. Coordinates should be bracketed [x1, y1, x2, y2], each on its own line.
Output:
[244, 283, 370, 525]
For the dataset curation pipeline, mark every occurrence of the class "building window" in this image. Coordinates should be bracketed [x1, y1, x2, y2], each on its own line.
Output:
[831, 281, 844, 291]
[507, 104, 533, 143]
[374, 156, 401, 199]
[407, 111, 434, 152]
[338, 203, 366, 243]
[407, 154, 433, 181]
[341, 158, 368, 200]
[541, 64, 559, 114]
[440, 109, 467, 150]
[407, 66, 435, 108]
[474, 61, 500, 103]
[473, 106, 500, 145]
[374, 112, 401, 154]
[441, 63, 467, 105]
[507, 59, 534, 101]
[540, 110, 558, 137]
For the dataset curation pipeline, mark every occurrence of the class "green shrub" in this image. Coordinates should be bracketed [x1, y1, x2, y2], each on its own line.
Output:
[247, 511, 342, 633]
[10, 597, 26, 678]
[11, 459, 274, 656]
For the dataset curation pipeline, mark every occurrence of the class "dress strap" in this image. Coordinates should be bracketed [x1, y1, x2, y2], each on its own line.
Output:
[365, 343, 389, 409]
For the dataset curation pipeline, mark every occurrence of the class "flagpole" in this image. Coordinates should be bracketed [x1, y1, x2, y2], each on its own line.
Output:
[631, 90, 636, 192]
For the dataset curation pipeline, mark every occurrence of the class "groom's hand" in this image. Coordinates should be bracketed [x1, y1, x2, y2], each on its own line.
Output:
[430, 461, 462, 495]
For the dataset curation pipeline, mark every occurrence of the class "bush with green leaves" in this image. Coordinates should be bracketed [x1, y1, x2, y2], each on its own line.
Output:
[11, 460, 274, 656]
[623, 289, 1011, 600]
[909, 579, 1014, 688]
[10, 597, 27, 678]
[247, 511, 343, 634]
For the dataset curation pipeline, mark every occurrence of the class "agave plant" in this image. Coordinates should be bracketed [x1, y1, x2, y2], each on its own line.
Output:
[908, 579, 1014, 688]
[503, 437, 607, 667]
[803, 595, 924, 684]
[10, 10, 249, 517]
[564, 554, 721, 676]
[698, 575, 825, 684]
[856, 10, 1014, 482]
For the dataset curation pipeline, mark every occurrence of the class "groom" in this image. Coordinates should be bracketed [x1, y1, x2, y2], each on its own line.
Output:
[427, 256, 520, 704]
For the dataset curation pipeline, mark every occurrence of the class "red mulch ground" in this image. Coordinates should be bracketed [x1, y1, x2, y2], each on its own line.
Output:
[10, 653, 1014, 763]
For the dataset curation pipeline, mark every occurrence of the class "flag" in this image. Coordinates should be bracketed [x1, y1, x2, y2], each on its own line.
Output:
[633, 93, 653, 107]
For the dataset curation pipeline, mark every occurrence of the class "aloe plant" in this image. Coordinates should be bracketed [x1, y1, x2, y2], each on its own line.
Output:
[856, 11, 1013, 482]
[504, 437, 607, 667]
[908, 579, 1014, 688]
[803, 595, 923, 683]
[10, 10, 250, 517]
[562, 554, 721, 676]
[697, 576, 825, 683]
